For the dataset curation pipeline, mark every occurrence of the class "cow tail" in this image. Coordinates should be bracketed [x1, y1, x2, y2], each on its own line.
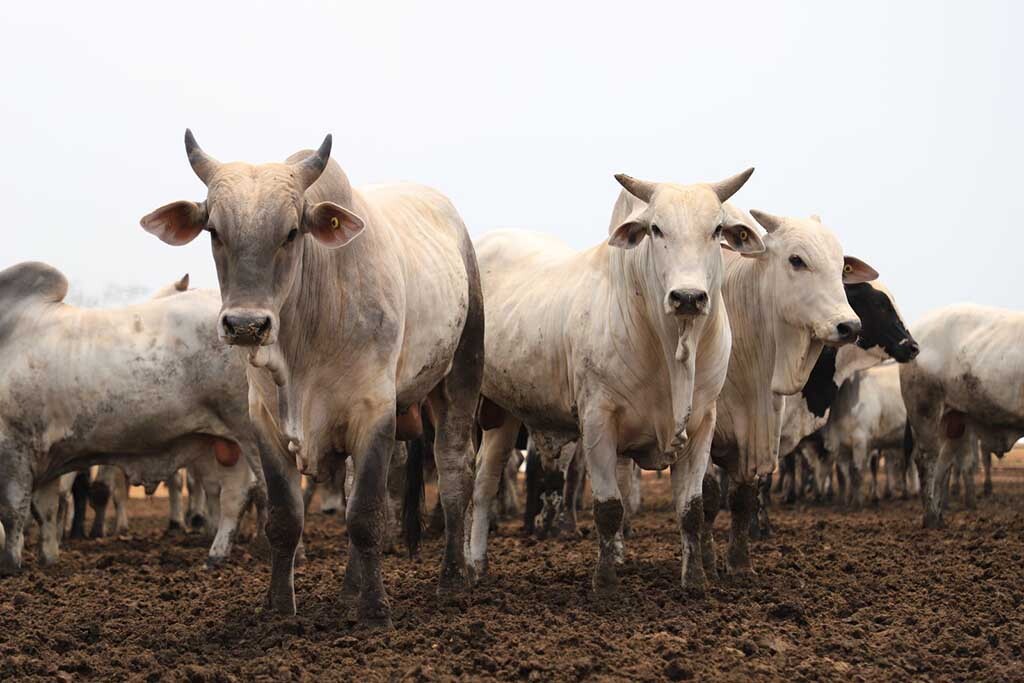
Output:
[402, 438, 426, 559]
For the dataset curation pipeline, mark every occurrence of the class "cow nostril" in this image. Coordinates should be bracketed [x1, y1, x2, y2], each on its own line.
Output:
[836, 321, 861, 341]
[222, 316, 237, 335]
[256, 316, 272, 336]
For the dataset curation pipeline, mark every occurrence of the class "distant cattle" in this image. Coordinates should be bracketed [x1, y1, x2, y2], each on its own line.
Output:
[0, 262, 266, 573]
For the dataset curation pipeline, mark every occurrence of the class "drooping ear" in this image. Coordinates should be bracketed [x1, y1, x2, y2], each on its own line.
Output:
[843, 255, 879, 284]
[140, 201, 207, 246]
[608, 220, 648, 249]
[302, 200, 365, 248]
[721, 223, 765, 255]
[175, 273, 190, 292]
[749, 209, 784, 234]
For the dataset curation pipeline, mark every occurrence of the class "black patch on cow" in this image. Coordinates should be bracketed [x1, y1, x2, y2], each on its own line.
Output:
[844, 283, 918, 362]
[801, 346, 838, 418]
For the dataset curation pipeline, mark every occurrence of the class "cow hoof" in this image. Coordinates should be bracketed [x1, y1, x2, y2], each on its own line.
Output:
[166, 520, 184, 536]
[322, 507, 339, 516]
[205, 555, 228, 570]
[0, 560, 23, 577]
[592, 566, 619, 594]
[469, 559, 487, 584]
[983, 484, 993, 497]
[190, 514, 207, 530]
[922, 514, 945, 530]
[357, 614, 394, 631]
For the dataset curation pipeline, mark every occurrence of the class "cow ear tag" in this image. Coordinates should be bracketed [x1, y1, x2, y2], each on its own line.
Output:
[331, 217, 340, 230]
[739, 230, 748, 241]
[844, 264, 853, 275]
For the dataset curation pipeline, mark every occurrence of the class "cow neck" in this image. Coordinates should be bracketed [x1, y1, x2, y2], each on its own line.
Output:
[610, 240, 719, 453]
[832, 343, 887, 388]
[723, 254, 820, 397]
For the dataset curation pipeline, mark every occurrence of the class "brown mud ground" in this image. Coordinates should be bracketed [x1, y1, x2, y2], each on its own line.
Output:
[2, 451, 1023, 682]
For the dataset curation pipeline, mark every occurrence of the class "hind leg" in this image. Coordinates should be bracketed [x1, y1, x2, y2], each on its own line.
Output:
[69, 471, 90, 539]
[111, 469, 129, 535]
[0, 449, 33, 575]
[167, 470, 185, 532]
[88, 466, 115, 538]
[469, 418, 520, 580]
[32, 477, 63, 567]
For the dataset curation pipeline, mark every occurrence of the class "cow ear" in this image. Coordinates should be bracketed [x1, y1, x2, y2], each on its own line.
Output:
[140, 201, 207, 246]
[302, 201, 365, 249]
[843, 255, 879, 284]
[721, 223, 765, 255]
[608, 221, 647, 249]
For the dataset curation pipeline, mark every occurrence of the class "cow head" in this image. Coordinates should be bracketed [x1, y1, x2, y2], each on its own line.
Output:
[608, 168, 763, 318]
[844, 281, 920, 362]
[140, 131, 365, 347]
[746, 211, 877, 346]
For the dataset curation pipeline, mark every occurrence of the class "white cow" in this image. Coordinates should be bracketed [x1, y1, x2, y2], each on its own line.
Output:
[0, 262, 266, 572]
[706, 208, 878, 574]
[901, 304, 1024, 527]
[821, 363, 908, 507]
[470, 169, 763, 591]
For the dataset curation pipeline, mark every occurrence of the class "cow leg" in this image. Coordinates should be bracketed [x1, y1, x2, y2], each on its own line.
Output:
[581, 414, 623, 593]
[344, 418, 396, 627]
[206, 461, 252, 567]
[0, 450, 32, 575]
[672, 411, 714, 592]
[384, 444, 407, 555]
[749, 474, 771, 540]
[167, 470, 185, 532]
[849, 439, 870, 510]
[522, 443, 541, 536]
[32, 478, 63, 567]
[700, 470, 721, 580]
[614, 458, 634, 563]
[88, 467, 114, 538]
[69, 470, 90, 539]
[921, 440, 955, 529]
[960, 437, 978, 511]
[469, 418, 520, 580]
[981, 451, 993, 497]
[186, 467, 208, 530]
[781, 452, 797, 505]
[258, 435, 305, 615]
[726, 476, 757, 576]
[559, 443, 584, 536]
[112, 469, 129, 535]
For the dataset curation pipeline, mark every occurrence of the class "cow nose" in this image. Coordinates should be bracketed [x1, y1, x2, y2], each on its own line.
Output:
[902, 338, 920, 360]
[668, 289, 709, 315]
[220, 312, 273, 346]
[835, 320, 861, 343]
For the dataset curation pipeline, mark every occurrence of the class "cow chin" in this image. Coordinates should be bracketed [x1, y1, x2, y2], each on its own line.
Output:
[218, 307, 279, 347]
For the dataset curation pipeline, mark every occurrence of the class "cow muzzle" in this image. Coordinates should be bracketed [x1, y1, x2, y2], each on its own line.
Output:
[666, 288, 709, 317]
[219, 308, 278, 346]
[825, 318, 861, 345]
[894, 337, 920, 362]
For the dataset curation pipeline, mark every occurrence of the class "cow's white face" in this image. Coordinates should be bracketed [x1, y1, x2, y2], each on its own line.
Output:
[750, 212, 875, 345]
[140, 132, 365, 348]
[608, 170, 763, 318]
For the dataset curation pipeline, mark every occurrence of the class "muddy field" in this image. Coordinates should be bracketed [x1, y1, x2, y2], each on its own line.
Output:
[2, 453, 1023, 682]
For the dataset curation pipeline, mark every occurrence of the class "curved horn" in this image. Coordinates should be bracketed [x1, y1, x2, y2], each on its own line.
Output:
[175, 273, 190, 292]
[293, 134, 333, 190]
[710, 167, 755, 202]
[184, 129, 220, 186]
[614, 173, 656, 203]
[749, 209, 784, 234]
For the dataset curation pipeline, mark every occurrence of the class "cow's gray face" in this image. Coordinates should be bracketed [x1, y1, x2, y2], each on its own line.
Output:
[608, 169, 763, 318]
[749, 212, 878, 345]
[140, 131, 364, 347]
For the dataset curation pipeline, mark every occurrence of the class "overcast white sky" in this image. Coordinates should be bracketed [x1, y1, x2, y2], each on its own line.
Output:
[2, 1, 1020, 321]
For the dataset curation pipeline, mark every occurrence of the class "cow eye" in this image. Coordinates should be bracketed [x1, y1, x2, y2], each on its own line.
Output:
[789, 254, 806, 270]
[650, 225, 663, 238]
[284, 228, 299, 245]
[713, 225, 723, 239]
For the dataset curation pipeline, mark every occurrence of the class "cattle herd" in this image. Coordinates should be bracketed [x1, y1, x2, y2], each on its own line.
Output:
[1, 131, 1022, 638]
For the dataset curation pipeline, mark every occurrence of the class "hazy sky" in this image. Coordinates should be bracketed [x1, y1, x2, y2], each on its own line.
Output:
[2, 1, 1020, 321]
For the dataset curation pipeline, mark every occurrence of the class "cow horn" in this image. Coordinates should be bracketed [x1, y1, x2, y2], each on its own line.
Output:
[294, 134, 333, 190]
[615, 174, 656, 203]
[710, 167, 754, 203]
[175, 273, 190, 292]
[749, 209, 784, 234]
[184, 129, 220, 186]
